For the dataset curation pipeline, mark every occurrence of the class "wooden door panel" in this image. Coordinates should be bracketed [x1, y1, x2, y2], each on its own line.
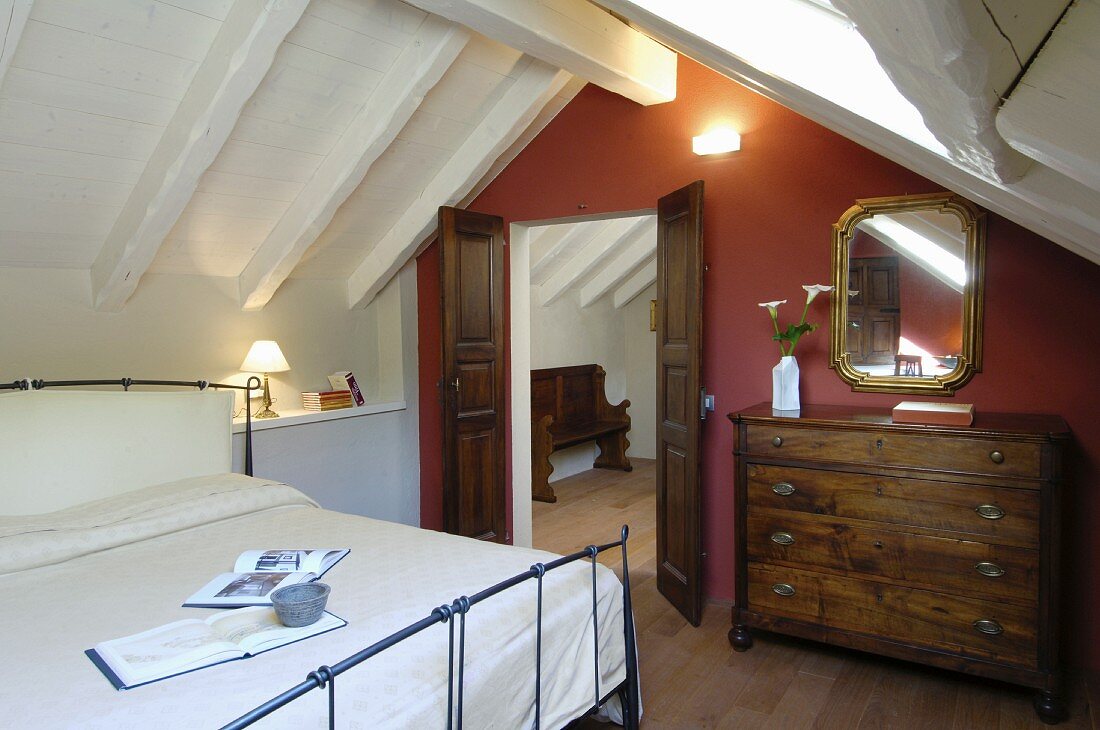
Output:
[656, 180, 705, 626]
[458, 430, 497, 539]
[663, 366, 688, 428]
[867, 266, 897, 307]
[458, 237, 494, 343]
[868, 314, 899, 362]
[456, 361, 494, 416]
[664, 219, 689, 341]
[663, 445, 688, 574]
[845, 313, 864, 361]
[847, 264, 864, 305]
[441, 206, 506, 542]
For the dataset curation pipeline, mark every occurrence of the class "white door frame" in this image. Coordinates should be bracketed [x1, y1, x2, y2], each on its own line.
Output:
[508, 209, 656, 548]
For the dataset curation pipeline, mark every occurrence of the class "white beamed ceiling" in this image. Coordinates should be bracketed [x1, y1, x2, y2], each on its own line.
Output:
[2, 0, 1097, 311]
[529, 213, 657, 309]
[0, 0, 673, 309]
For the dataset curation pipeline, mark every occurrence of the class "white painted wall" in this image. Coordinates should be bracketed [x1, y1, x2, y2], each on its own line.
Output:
[0, 264, 420, 524]
[530, 283, 656, 483]
[623, 284, 657, 459]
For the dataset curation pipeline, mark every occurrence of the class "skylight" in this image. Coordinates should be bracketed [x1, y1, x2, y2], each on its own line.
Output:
[629, 0, 949, 156]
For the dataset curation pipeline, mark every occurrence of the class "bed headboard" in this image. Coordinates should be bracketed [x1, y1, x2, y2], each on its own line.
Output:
[0, 389, 233, 515]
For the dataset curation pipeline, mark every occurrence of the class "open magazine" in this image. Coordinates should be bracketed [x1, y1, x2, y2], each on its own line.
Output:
[183, 549, 349, 608]
[86, 606, 346, 690]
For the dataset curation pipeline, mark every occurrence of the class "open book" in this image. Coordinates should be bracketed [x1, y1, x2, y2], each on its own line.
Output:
[86, 606, 345, 690]
[183, 549, 350, 608]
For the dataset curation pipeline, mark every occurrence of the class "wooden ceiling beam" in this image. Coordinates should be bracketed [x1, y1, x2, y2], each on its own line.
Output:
[400, 0, 675, 105]
[529, 220, 594, 284]
[89, 0, 308, 312]
[612, 258, 656, 309]
[998, 0, 1100, 193]
[0, 0, 32, 87]
[579, 223, 656, 307]
[346, 60, 572, 310]
[237, 17, 469, 311]
[538, 216, 652, 306]
[832, 0, 1066, 183]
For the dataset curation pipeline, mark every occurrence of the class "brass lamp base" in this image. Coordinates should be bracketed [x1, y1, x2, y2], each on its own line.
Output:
[253, 372, 279, 419]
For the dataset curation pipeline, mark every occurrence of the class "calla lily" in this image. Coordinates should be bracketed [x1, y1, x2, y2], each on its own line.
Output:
[759, 286, 834, 356]
[801, 284, 835, 304]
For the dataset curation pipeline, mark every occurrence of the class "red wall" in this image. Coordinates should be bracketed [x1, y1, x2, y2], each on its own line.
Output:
[418, 57, 1100, 667]
[417, 244, 444, 532]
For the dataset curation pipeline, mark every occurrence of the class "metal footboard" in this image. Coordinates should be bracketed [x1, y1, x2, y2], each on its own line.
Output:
[220, 525, 641, 730]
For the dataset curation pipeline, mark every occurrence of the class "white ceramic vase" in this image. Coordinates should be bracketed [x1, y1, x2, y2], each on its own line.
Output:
[772, 355, 800, 411]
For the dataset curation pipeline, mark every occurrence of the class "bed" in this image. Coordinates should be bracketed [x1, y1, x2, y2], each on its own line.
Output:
[0, 384, 637, 728]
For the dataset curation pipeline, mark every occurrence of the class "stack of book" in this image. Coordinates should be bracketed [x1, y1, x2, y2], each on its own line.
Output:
[301, 390, 353, 411]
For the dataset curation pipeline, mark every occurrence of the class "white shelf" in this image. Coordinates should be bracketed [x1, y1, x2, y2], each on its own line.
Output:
[232, 400, 406, 433]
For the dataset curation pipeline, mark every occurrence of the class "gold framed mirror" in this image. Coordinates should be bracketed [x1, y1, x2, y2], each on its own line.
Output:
[830, 192, 986, 395]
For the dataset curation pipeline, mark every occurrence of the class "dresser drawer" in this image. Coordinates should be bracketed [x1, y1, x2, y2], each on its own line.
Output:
[747, 563, 1037, 669]
[747, 464, 1040, 548]
[746, 425, 1042, 478]
[747, 513, 1038, 603]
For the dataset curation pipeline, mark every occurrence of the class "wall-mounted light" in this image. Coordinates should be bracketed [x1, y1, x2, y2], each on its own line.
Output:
[692, 127, 741, 155]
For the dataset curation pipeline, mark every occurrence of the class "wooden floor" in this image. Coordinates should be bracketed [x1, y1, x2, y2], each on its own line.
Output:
[532, 462, 1096, 729]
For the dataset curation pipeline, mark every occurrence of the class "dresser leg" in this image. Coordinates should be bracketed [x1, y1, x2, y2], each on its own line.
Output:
[1033, 690, 1065, 724]
[728, 625, 753, 652]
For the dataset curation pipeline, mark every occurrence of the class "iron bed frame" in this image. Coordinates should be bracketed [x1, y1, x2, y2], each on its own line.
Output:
[222, 525, 641, 730]
[1, 376, 261, 476]
[2, 376, 642, 729]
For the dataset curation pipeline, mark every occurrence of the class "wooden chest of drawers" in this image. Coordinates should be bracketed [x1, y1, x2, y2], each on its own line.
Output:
[729, 403, 1070, 723]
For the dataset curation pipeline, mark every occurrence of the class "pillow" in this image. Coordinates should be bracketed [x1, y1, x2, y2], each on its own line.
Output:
[0, 473, 317, 575]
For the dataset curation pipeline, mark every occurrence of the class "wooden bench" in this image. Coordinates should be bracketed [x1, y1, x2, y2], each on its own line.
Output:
[531, 364, 632, 503]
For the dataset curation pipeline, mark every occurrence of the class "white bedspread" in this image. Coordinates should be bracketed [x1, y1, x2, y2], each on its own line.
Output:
[0, 475, 627, 728]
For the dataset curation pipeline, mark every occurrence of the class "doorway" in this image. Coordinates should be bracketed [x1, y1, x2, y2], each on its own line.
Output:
[510, 181, 705, 625]
[509, 209, 657, 548]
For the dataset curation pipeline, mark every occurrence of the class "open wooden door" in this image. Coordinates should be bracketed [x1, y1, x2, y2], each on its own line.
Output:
[655, 180, 705, 626]
[439, 206, 507, 542]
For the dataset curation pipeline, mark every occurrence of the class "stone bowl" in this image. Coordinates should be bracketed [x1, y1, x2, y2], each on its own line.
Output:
[270, 582, 330, 627]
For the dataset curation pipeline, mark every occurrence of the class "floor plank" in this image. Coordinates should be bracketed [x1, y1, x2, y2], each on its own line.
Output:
[534, 463, 1095, 729]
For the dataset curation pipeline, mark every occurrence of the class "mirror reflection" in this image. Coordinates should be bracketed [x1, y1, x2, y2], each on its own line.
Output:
[830, 192, 985, 395]
[845, 209, 965, 378]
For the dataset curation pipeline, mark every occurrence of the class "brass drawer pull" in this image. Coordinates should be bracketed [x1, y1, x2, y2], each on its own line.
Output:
[973, 619, 1004, 636]
[770, 532, 795, 545]
[772, 436, 783, 447]
[990, 450, 1005, 464]
[772, 482, 796, 496]
[975, 562, 1005, 578]
[975, 504, 1005, 520]
[772, 583, 795, 596]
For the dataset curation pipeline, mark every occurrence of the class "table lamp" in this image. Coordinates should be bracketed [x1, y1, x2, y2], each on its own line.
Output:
[240, 340, 290, 419]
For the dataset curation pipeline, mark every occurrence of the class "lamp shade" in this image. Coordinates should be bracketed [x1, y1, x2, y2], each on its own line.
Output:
[241, 340, 290, 373]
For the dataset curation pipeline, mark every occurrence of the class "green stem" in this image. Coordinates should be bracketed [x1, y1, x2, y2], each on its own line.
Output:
[770, 311, 785, 357]
[787, 295, 812, 357]
[798, 298, 811, 329]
